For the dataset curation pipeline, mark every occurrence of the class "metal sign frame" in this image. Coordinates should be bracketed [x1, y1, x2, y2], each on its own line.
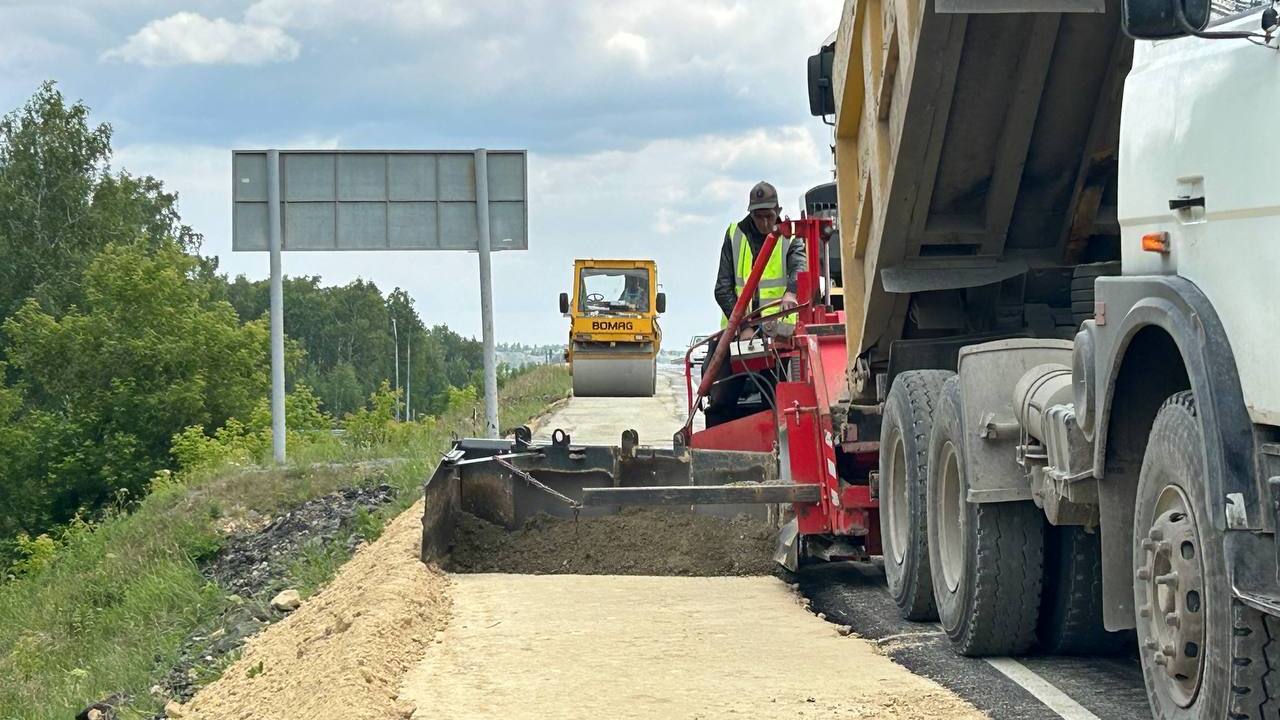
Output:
[231, 148, 522, 463]
[232, 149, 527, 252]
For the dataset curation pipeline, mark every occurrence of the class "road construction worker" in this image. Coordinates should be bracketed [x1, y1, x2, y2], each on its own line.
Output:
[713, 181, 807, 330]
[619, 272, 649, 312]
[704, 181, 807, 426]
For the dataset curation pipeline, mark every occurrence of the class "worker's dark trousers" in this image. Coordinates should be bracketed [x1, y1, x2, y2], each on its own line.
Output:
[702, 338, 748, 428]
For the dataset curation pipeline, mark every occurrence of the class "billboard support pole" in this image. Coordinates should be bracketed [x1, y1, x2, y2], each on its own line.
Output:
[474, 148, 500, 439]
[267, 149, 287, 465]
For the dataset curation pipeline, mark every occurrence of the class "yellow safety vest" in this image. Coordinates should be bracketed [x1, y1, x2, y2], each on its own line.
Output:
[721, 222, 790, 328]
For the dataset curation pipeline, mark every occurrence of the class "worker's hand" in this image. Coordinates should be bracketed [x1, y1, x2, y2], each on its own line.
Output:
[737, 325, 757, 341]
[780, 291, 798, 311]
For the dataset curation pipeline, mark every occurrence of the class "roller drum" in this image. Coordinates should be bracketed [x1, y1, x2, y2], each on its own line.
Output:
[572, 353, 657, 397]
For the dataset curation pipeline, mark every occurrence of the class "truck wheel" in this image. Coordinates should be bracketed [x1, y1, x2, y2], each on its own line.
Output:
[1038, 524, 1131, 655]
[1134, 392, 1280, 719]
[928, 376, 1044, 656]
[880, 369, 953, 621]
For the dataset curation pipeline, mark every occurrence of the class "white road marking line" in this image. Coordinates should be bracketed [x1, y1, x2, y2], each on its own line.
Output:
[985, 657, 1104, 720]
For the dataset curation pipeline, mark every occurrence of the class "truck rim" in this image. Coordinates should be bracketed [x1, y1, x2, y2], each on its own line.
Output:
[938, 441, 964, 593]
[1136, 484, 1206, 708]
[887, 431, 908, 565]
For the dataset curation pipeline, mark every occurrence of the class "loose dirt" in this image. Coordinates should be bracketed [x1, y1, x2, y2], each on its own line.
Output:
[398, 574, 984, 719]
[172, 499, 449, 720]
[448, 508, 778, 576]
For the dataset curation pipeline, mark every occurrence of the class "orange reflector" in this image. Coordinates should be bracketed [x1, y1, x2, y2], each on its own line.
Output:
[1142, 232, 1170, 254]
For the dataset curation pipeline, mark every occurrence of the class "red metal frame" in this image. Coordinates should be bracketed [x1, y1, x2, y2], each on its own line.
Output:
[684, 217, 880, 546]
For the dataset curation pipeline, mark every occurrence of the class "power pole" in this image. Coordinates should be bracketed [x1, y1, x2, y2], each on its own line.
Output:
[406, 330, 412, 422]
[267, 150, 286, 465]
[474, 149, 500, 438]
[391, 318, 400, 421]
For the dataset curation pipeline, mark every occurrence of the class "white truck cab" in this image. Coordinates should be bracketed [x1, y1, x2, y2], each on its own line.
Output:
[1121, 5, 1280, 425]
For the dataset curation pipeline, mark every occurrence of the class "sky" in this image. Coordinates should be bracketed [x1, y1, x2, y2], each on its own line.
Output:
[1, 0, 840, 346]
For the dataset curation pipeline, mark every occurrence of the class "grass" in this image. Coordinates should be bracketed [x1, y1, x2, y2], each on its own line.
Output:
[0, 364, 570, 720]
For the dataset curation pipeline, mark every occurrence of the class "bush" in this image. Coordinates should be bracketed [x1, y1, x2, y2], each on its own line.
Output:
[171, 385, 332, 472]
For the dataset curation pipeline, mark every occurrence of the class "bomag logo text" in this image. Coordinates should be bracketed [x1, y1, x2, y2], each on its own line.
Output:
[591, 320, 635, 331]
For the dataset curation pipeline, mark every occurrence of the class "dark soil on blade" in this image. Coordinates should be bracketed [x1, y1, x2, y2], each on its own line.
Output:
[448, 508, 778, 576]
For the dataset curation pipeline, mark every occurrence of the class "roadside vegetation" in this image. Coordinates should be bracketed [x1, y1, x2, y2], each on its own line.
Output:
[0, 82, 517, 554]
[0, 81, 572, 718]
[0, 364, 569, 720]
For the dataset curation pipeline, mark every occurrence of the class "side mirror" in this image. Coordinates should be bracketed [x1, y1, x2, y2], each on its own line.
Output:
[656, 293, 667, 314]
[807, 45, 835, 117]
[1122, 0, 1210, 40]
[559, 292, 569, 314]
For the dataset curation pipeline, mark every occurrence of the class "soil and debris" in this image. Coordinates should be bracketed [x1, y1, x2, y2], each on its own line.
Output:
[448, 508, 779, 576]
[206, 483, 398, 597]
[172, 498, 450, 720]
[155, 484, 399, 704]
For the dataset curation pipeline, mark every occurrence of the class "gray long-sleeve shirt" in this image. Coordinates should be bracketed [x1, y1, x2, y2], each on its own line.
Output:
[714, 216, 808, 319]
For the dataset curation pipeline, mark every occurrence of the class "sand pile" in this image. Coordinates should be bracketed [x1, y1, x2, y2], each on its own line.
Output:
[174, 499, 449, 720]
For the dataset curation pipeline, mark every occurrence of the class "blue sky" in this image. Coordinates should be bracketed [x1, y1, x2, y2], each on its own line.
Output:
[2, 0, 839, 345]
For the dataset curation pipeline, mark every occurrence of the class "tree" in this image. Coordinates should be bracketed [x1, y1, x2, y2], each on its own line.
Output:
[1, 242, 271, 530]
[224, 277, 484, 418]
[0, 82, 199, 325]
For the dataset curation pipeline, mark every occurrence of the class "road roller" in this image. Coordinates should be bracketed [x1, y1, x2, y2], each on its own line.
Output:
[558, 259, 665, 397]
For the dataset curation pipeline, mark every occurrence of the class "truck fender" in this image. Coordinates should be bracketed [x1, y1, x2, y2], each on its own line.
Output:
[1089, 275, 1257, 629]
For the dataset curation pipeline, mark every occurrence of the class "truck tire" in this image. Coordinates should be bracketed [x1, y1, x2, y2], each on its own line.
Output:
[1038, 524, 1131, 655]
[1134, 392, 1280, 719]
[928, 376, 1044, 656]
[1070, 261, 1121, 326]
[879, 369, 954, 621]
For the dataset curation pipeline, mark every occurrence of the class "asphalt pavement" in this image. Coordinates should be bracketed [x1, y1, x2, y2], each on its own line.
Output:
[798, 561, 1153, 720]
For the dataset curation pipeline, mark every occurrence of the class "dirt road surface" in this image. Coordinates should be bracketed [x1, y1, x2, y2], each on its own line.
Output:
[398, 574, 981, 720]
[175, 365, 985, 720]
[533, 363, 699, 446]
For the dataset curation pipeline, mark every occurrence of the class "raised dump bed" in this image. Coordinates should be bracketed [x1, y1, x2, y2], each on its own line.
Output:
[826, 0, 1129, 399]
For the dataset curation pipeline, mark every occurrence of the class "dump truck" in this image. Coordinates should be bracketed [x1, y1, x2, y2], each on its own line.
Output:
[805, 0, 1280, 716]
[422, 1, 1280, 717]
[558, 259, 665, 397]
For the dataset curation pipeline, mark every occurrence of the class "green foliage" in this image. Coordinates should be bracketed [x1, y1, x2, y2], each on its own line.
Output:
[171, 385, 332, 472]
[225, 276, 482, 418]
[0, 363, 570, 719]
[0, 242, 271, 535]
[8, 532, 60, 577]
[342, 381, 399, 448]
[0, 82, 199, 323]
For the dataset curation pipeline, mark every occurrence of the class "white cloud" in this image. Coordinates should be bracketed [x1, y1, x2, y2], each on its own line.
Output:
[102, 12, 300, 66]
[246, 0, 468, 33]
[604, 31, 650, 67]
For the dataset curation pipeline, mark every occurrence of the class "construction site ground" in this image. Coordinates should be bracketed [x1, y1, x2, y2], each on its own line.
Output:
[177, 362, 1152, 720]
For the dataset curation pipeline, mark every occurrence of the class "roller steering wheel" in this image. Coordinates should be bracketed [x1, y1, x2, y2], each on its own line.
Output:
[586, 293, 606, 302]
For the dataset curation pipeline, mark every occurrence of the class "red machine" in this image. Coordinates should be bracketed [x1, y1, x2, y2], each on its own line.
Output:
[676, 217, 881, 567]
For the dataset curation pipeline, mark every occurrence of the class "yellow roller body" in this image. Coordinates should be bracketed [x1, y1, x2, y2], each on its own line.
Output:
[562, 259, 663, 398]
